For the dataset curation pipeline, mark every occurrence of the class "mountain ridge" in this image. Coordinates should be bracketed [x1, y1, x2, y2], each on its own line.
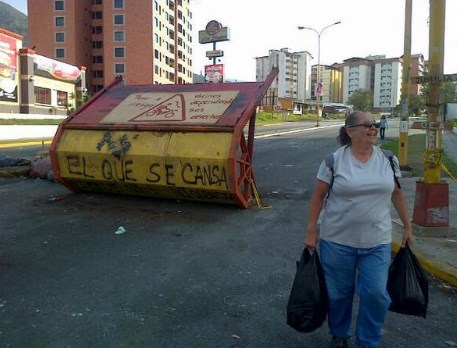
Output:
[0, 1, 28, 45]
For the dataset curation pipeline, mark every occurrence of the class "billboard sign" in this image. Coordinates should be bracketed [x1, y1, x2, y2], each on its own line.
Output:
[205, 64, 224, 83]
[34, 54, 82, 82]
[0, 32, 18, 102]
[314, 82, 323, 97]
[199, 20, 230, 44]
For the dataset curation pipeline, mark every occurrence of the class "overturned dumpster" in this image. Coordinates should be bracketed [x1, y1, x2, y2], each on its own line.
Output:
[50, 69, 278, 208]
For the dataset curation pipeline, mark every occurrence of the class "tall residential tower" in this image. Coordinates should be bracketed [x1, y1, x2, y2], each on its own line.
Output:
[28, 0, 193, 95]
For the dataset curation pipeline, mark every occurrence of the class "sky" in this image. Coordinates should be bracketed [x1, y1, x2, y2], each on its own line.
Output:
[4, 0, 457, 82]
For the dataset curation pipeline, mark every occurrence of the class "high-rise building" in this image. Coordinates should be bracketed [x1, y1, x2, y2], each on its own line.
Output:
[310, 64, 343, 104]
[339, 54, 424, 111]
[256, 48, 313, 113]
[28, 0, 193, 95]
[410, 54, 425, 96]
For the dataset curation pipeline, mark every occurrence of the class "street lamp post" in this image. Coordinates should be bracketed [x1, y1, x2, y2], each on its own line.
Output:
[298, 21, 341, 127]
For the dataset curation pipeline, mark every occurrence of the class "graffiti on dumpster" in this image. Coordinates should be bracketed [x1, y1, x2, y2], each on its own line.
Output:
[62, 153, 229, 190]
[100, 91, 239, 124]
[96, 131, 133, 157]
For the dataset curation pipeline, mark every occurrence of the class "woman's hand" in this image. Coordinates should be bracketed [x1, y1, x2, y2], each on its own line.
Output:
[304, 226, 318, 249]
[402, 225, 414, 247]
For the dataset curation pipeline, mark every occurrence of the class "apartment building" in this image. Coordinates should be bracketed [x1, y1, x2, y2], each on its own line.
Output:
[338, 54, 424, 110]
[410, 54, 425, 95]
[27, 0, 193, 95]
[340, 57, 374, 105]
[310, 64, 343, 104]
[372, 57, 402, 110]
[255, 48, 312, 112]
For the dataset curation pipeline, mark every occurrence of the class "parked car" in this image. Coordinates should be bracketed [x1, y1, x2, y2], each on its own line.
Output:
[322, 105, 352, 118]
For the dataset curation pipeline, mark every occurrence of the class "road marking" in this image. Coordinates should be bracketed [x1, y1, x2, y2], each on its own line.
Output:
[255, 123, 343, 139]
[0, 140, 53, 149]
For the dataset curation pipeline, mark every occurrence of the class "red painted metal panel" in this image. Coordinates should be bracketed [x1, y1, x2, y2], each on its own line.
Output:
[413, 181, 449, 227]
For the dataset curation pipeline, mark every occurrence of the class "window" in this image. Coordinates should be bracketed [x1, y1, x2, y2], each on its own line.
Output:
[114, 31, 125, 41]
[93, 70, 104, 78]
[92, 11, 103, 19]
[57, 91, 68, 106]
[93, 56, 103, 63]
[114, 14, 124, 25]
[91, 0, 102, 4]
[92, 26, 103, 34]
[114, 0, 124, 9]
[35, 87, 51, 105]
[55, 1, 64, 10]
[114, 47, 125, 57]
[56, 48, 65, 58]
[92, 41, 103, 49]
[55, 16, 65, 26]
[115, 63, 125, 74]
[55, 32, 65, 42]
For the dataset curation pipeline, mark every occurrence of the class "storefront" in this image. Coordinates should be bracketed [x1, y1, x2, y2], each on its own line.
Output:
[0, 27, 86, 116]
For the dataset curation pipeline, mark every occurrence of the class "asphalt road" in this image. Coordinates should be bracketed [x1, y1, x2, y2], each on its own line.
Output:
[1, 125, 457, 348]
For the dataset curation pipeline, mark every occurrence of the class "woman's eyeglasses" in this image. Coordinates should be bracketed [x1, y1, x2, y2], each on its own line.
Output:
[348, 122, 380, 129]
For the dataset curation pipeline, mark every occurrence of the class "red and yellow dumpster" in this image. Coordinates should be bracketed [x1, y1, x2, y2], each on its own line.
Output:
[50, 69, 278, 208]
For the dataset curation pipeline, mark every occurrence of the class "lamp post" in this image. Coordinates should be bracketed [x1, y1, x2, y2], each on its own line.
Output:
[298, 21, 341, 127]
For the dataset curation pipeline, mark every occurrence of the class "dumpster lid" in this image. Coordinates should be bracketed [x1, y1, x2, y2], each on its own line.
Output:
[66, 69, 278, 131]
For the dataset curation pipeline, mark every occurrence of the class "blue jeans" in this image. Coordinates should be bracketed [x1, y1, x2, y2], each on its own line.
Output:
[319, 240, 391, 348]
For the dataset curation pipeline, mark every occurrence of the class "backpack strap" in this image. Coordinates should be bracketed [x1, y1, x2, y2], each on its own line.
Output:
[380, 149, 402, 189]
[324, 152, 335, 197]
[324, 149, 401, 196]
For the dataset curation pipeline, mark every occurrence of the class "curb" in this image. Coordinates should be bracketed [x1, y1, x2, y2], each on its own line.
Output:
[392, 223, 457, 287]
[391, 239, 457, 287]
[0, 139, 53, 149]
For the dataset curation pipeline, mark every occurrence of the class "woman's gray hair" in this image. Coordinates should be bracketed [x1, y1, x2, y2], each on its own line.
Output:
[337, 111, 365, 146]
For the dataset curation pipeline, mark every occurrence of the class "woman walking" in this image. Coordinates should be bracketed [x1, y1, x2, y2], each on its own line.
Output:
[304, 111, 413, 348]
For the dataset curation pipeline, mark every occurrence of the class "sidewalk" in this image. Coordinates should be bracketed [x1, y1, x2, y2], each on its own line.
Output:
[0, 125, 58, 142]
[388, 127, 457, 287]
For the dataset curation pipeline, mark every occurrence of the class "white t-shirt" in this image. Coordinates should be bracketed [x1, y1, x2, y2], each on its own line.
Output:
[316, 145, 401, 248]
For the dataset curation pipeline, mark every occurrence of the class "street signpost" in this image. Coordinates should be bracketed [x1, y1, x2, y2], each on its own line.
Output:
[198, 20, 230, 80]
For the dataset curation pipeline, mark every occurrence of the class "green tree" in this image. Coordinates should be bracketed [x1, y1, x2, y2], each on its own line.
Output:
[441, 81, 457, 103]
[408, 94, 426, 116]
[347, 89, 373, 110]
[420, 81, 457, 104]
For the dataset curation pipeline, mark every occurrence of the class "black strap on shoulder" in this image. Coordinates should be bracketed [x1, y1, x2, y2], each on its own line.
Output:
[324, 149, 401, 196]
[380, 149, 401, 189]
[324, 153, 334, 197]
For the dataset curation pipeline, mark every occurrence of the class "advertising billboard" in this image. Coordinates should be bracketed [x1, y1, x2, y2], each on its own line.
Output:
[205, 64, 224, 84]
[34, 54, 82, 82]
[0, 32, 18, 102]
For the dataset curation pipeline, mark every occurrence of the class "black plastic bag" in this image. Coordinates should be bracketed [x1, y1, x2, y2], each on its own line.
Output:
[286, 248, 328, 332]
[387, 244, 429, 318]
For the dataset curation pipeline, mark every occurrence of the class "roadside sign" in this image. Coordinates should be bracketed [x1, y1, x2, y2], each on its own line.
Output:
[206, 50, 224, 58]
[411, 74, 457, 84]
[198, 26, 230, 44]
[410, 121, 444, 130]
